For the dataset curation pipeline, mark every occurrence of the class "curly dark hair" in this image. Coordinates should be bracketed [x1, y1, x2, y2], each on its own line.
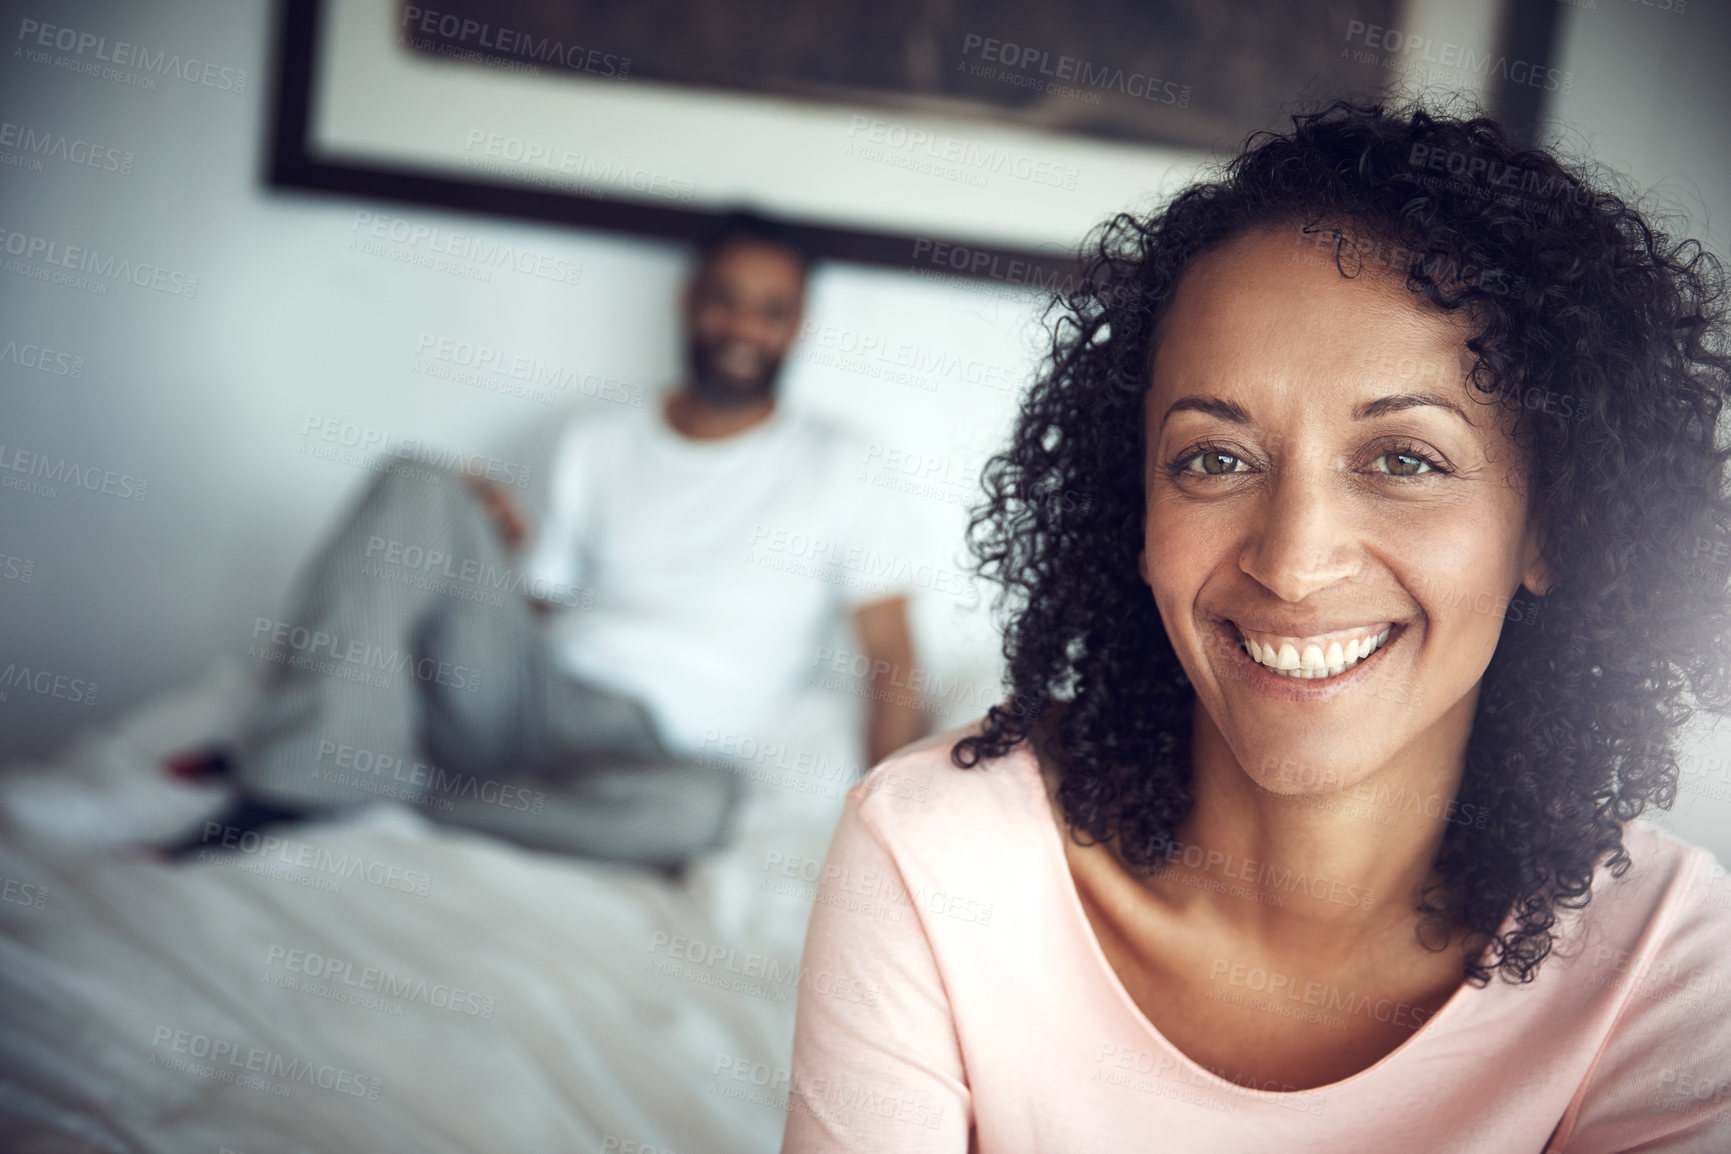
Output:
[952, 97, 1731, 986]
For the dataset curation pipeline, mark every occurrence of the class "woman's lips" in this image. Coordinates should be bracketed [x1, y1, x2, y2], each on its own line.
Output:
[1210, 618, 1407, 697]
[1235, 621, 1393, 679]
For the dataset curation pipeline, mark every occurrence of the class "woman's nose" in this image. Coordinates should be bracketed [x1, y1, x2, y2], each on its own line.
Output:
[1236, 464, 1362, 603]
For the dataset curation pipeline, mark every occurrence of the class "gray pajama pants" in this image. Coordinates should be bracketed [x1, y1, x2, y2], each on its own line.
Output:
[234, 461, 744, 867]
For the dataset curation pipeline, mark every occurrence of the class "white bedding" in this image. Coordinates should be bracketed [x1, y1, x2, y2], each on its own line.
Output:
[0, 660, 867, 1153]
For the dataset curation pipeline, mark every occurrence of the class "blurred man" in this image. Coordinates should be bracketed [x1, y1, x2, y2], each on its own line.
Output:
[178, 212, 926, 867]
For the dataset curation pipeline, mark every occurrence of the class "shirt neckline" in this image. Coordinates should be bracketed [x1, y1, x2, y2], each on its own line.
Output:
[649, 394, 790, 453]
[1016, 740, 1488, 1101]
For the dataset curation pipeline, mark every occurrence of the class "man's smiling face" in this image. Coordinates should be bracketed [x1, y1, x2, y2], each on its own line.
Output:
[683, 241, 806, 406]
[1141, 223, 1551, 796]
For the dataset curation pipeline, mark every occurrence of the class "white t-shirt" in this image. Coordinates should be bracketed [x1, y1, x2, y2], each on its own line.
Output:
[523, 400, 912, 754]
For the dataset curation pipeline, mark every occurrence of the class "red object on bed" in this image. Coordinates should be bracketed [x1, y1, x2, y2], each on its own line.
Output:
[162, 747, 231, 783]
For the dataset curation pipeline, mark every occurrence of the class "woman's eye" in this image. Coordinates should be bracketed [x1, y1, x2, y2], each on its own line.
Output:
[1374, 451, 1435, 477]
[1174, 447, 1442, 479]
[1184, 451, 1247, 475]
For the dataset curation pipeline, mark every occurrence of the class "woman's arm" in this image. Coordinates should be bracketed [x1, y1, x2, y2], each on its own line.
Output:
[781, 785, 972, 1152]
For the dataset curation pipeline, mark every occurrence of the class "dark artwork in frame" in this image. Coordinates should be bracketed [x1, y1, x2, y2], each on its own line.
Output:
[274, 1, 1554, 279]
[393, 0, 1404, 151]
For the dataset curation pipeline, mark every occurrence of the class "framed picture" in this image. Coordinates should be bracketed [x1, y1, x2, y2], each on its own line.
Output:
[274, 0, 1520, 284]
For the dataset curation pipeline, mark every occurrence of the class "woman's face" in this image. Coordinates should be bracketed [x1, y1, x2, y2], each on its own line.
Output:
[1142, 224, 1550, 795]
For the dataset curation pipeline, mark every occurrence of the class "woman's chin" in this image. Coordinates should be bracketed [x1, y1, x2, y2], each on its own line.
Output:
[1225, 734, 1387, 798]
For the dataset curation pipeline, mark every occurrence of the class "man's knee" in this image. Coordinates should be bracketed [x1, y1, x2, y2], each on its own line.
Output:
[361, 456, 474, 508]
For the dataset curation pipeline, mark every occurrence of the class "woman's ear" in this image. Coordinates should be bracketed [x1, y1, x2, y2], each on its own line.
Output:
[1519, 520, 1552, 597]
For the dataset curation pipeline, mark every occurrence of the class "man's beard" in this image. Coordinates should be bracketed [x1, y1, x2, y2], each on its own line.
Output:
[685, 334, 784, 407]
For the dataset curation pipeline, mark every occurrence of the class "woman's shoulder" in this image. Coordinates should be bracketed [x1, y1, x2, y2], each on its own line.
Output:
[1536, 824, 1731, 1147]
[832, 720, 1046, 932]
[1586, 821, 1731, 953]
[846, 717, 1046, 847]
[1538, 821, 1731, 1019]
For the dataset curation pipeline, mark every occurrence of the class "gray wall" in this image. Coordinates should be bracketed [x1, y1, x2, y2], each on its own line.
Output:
[3, 0, 1730, 856]
[1546, 0, 1731, 856]
[0, 0, 1046, 763]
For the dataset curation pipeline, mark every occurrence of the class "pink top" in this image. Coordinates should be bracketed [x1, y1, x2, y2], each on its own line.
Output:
[781, 726, 1731, 1153]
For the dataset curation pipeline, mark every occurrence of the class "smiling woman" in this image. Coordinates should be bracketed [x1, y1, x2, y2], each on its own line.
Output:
[783, 100, 1731, 1152]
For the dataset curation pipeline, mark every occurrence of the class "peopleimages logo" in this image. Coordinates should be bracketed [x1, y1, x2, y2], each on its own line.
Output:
[298, 413, 535, 491]
[0, 442, 148, 501]
[0, 121, 134, 174]
[1343, 20, 1574, 94]
[249, 616, 483, 695]
[0, 662, 97, 705]
[15, 18, 249, 91]
[413, 333, 644, 408]
[0, 228, 197, 297]
[1406, 144, 1594, 211]
[460, 132, 695, 203]
[961, 33, 1191, 106]
[149, 1027, 381, 1100]
[363, 533, 589, 609]
[400, 6, 630, 77]
[746, 525, 979, 601]
[348, 211, 583, 287]
[264, 945, 497, 1019]
[909, 237, 1083, 297]
[0, 337, 84, 378]
[844, 116, 1080, 190]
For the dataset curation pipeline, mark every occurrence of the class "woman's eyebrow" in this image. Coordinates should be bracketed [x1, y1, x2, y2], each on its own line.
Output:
[1355, 391, 1475, 426]
[1159, 390, 1476, 430]
[1159, 395, 1252, 429]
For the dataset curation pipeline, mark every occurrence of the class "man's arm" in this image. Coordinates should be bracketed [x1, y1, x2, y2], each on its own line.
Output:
[464, 473, 529, 550]
[465, 474, 556, 616]
[853, 595, 929, 766]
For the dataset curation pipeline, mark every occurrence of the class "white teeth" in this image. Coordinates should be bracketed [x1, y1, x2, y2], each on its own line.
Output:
[1239, 625, 1395, 680]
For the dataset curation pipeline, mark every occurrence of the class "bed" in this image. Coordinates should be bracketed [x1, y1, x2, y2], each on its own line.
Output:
[0, 658, 872, 1153]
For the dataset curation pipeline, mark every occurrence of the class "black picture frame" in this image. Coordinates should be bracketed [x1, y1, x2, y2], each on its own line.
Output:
[266, 0, 1082, 286]
[267, 0, 1560, 286]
